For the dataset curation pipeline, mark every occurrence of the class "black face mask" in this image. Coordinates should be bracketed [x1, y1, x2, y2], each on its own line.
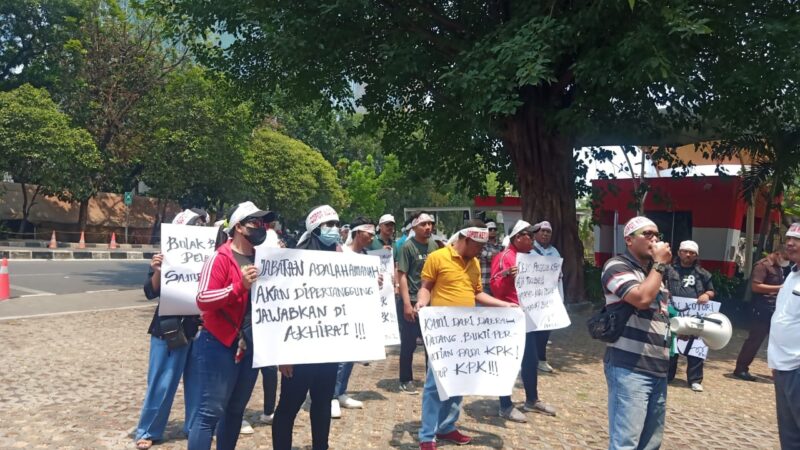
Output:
[244, 227, 267, 246]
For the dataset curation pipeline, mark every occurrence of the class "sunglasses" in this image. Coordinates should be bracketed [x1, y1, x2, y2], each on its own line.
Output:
[636, 230, 662, 240]
[244, 217, 266, 226]
[322, 220, 340, 228]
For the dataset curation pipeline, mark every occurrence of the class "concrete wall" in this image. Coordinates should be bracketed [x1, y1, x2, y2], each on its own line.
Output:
[0, 182, 182, 243]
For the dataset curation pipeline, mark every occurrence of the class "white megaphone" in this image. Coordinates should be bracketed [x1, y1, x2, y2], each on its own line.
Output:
[669, 312, 732, 350]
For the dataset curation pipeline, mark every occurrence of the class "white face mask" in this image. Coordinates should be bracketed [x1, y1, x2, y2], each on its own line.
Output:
[778, 258, 790, 268]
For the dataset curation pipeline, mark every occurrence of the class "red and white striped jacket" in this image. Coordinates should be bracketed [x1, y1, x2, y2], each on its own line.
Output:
[196, 240, 250, 346]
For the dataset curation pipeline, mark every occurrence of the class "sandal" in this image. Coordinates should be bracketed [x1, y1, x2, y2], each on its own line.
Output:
[135, 438, 153, 450]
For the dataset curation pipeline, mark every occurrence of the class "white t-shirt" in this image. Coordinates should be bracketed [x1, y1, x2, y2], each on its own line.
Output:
[768, 270, 800, 371]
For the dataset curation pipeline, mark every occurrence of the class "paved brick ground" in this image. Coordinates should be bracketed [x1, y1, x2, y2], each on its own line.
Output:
[0, 307, 780, 449]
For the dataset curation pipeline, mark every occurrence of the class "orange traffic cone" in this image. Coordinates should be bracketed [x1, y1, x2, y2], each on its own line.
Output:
[48, 231, 57, 249]
[78, 231, 86, 249]
[109, 232, 118, 249]
[0, 258, 9, 301]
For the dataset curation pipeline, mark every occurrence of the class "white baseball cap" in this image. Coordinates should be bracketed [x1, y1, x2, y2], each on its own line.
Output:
[379, 214, 396, 225]
[224, 201, 275, 234]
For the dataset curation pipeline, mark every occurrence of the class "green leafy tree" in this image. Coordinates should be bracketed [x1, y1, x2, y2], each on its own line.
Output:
[248, 128, 348, 225]
[138, 66, 258, 218]
[54, 0, 186, 228]
[0, 84, 100, 232]
[0, 0, 88, 89]
[149, 0, 746, 300]
[340, 154, 404, 220]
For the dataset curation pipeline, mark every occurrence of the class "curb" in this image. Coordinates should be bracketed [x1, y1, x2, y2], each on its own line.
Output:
[0, 249, 153, 260]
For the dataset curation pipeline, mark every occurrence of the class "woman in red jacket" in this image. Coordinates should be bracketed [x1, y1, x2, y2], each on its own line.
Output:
[189, 201, 275, 450]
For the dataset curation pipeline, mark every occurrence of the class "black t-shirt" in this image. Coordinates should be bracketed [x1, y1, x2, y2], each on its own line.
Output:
[666, 263, 715, 299]
[232, 250, 255, 337]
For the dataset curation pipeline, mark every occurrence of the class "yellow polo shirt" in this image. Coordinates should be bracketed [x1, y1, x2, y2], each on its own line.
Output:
[421, 245, 482, 307]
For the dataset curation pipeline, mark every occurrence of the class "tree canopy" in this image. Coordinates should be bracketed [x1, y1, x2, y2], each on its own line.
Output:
[149, 0, 800, 299]
[248, 127, 348, 225]
[0, 84, 100, 231]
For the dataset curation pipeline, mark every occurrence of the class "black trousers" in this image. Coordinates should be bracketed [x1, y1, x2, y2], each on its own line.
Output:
[261, 366, 278, 415]
[535, 330, 551, 362]
[272, 362, 338, 450]
[397, 296, 423, 383]
[734, 308, 773, 373]
[668, 353, 704, 384]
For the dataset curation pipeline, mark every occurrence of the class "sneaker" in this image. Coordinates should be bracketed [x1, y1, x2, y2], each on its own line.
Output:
[499, 406, 527, 423]
[259, 413, 274, 424]
[436, 429, 472, 445]
[399, 381, 419, 395]
[331, 399, 341, 419]
[338, 394, 364, 409]
[523, 399, 557, 416]
[419, 442, 437, 450]
[240, 420, 254, 435]
[733, 371, 757, 381]
[538, 361, 555, 373]
[691, 383, 704, 392]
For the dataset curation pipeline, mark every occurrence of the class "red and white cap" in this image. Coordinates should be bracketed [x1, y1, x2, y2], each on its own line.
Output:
[624, 216, 657, 237]
[786, 223, 800, 239]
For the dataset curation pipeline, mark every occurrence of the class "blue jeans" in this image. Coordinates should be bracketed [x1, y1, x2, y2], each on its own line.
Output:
[188, 330, 259, 450]
[499, 331, 539, 409]
[418, 366, 462, 443]
[135, 335, 199, 441]
[333, 362, 354, 398]
[604, 363, 667, 450]
[774, 367, 800, 450]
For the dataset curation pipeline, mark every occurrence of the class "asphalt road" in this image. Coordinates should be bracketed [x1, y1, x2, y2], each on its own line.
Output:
[5, 260, 150, 298]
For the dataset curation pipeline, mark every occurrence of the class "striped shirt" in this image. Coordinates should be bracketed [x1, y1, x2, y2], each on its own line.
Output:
[601, 250, 670, 378]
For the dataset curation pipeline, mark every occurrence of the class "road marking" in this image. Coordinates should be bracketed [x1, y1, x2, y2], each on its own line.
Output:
[20, 293, 56, 298]
[11, 273, 68, 277]
[10, 284, 56, 296]
[0, 304, 154, 321]
[85, 289, 119, 294]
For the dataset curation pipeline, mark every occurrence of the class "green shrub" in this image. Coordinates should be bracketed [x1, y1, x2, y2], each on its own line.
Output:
[584, 262, 605, 306]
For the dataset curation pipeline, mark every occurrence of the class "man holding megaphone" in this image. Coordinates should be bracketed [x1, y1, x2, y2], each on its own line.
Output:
[600, 216, 672, 450]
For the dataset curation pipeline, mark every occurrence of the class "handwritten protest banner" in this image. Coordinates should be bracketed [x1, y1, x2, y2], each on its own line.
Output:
[514, 253, 570, 331]
[367, 248, 401, 345]
[158, 223, 218, 315]
[251, 247, 387, 367]
[671, 296, 722, 360]
[419, 307, 526, 400]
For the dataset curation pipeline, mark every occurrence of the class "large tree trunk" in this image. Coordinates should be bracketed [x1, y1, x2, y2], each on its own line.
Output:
[18, 182, 29, 234]
[77, 198, 90, 231]
[503, 96, 586, 303]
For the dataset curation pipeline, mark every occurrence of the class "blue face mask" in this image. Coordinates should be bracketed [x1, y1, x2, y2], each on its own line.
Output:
[318, 226, 340, 246]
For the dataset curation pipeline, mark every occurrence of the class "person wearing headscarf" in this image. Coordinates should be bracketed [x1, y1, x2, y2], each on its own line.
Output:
[272, 205, 342, 450]
[331, 217, 377, 419]
[189, 201, 276, 450]
[396, 211, 439, 394]
[134, 209, 208, 450]
[415, 219, 517, 448]
[665, 240, 716, 392]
